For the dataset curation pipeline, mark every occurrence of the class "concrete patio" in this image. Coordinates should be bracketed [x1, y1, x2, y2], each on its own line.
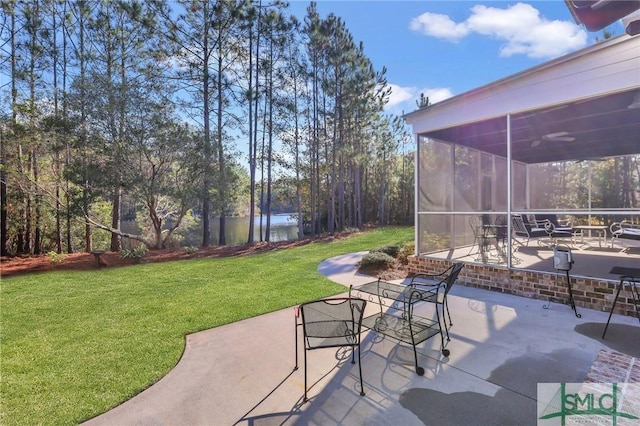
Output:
[84, 252, 640, 426]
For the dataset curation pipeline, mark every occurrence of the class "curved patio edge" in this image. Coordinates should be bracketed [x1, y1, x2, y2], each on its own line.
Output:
[82, 251, 375, 425]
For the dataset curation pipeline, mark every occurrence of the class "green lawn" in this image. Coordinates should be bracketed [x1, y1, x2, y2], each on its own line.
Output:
[1, 226, 413, 425]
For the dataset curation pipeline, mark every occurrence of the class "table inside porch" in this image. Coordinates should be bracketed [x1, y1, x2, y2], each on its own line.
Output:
[573, 225, 608, 247]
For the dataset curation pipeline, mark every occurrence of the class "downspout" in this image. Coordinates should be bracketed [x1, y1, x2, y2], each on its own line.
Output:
[451, 141, 456, 248]
[507, 114, 513, 268]
[414, 134, 419, 256]
[526, 161, 531, 211]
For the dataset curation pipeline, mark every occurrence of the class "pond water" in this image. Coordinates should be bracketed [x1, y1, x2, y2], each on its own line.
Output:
[121, 214, 299, 248]
[210, 214, 299, 245]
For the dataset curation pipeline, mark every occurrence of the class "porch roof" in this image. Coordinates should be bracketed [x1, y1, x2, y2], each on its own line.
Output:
[403, 34, 640, 164]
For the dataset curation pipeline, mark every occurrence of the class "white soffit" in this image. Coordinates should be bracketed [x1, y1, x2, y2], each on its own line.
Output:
[404, 34, 640, 134]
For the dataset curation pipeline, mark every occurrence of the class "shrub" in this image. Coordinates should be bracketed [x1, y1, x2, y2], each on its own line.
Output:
[371, 244, 401, 258]
[184, 246, 199, 254]
[360, 251, 395, 269]
[398, 241, 415, 265]
[421, 232, 451, 250]
[47, 251, 65, 264]
[120, 246, 148, 259]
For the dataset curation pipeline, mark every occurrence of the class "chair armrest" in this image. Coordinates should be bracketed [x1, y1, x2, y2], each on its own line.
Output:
[611, 221, 640, 235]
[541, 220, 555, 234]
[408, 279, 442, 289]
[411, 272, 446, 283]
[558, 219, 572, 227]
[621, 220, 640, 230]
[406, 282, 442, 301]
[610, 222, 622, 234]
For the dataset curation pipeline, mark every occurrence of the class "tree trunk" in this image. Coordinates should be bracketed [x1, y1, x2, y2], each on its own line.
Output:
[33, 151, 42, 254]
[78, 3, 91, 252]
[0, 125, 7, 256]
[62, 0, 73, 254]
[201, 3, 211, 247]
[66, 144, 73, 253]
[247, 17, 255, 244]
[217, 27, 226, 246]
[2, 4, 14, 253]
[265, 39, 274, 242]
[110, 188, 121, 251]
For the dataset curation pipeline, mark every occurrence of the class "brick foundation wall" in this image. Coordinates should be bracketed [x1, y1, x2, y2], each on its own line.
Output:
[408, 256, 638, 317]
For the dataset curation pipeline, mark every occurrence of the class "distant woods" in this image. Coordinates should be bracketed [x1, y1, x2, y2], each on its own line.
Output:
[0, 0, 414, 255]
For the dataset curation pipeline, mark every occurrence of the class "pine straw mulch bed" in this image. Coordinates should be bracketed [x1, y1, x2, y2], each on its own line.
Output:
[1, 234, 410, 281]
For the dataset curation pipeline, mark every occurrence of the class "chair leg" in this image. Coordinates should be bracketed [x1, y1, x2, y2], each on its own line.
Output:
[303, 347, 309, 402]
[467, 237, 478, 256]
[445, 298, 452, 328]
[294, 315, 299, 371]
[357, 344, 365, 396]
[441, 302, 451, 341]
[434, 303, 450, 358]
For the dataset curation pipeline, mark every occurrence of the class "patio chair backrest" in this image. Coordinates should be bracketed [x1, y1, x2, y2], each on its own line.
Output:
[411, 262, 464, 299]
[535, 214, 562, 228]
[296, 296, 367, 402]
[520, 214, 535, 231]
[444, 262, 464, 297]
[495, 215, 508, 241]
[511, 215, 530, 235]
[469, 216, 483, 238]
[300, 297, 366, 350]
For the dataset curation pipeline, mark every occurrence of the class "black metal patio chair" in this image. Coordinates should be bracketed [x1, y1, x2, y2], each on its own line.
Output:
[511, 214, 548, 246]
[512, 214, 573, 247]
[408, 262, 465, 340]
[535, 214, 575, 244]
[294, 296, 367, 402]
[468, 216, 493, 258]
[494, 214, 509, 250]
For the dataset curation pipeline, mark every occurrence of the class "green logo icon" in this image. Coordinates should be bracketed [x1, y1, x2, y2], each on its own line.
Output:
[538, 382, 640, 425]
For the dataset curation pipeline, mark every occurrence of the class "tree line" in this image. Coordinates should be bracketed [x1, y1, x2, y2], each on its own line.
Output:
[0, 0, 415, 256]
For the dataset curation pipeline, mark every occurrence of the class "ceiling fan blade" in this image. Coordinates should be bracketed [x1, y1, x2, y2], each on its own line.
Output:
[541, 131, 575, 142]
[544, 131, 571, 139]
[546, 136, 575, 142]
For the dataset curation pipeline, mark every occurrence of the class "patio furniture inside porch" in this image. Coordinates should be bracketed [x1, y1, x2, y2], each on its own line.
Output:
[424, 237, 640, 283]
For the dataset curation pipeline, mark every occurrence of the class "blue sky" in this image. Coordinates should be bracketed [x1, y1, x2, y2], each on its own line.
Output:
[288, 1, 624, 116]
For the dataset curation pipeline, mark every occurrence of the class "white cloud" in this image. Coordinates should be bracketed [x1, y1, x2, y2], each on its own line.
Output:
[385, 84, 454, 114]
[419, 87, 454, 105]
[386, 84, 416, 109]
[410, 12, 470, 42]
[409, 2, 587, 59]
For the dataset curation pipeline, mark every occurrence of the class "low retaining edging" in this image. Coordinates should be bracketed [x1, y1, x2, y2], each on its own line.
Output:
[408, 256, 637, 317]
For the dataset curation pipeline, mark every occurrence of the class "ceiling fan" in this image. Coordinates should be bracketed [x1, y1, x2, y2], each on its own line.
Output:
[530, 131, 575, 148]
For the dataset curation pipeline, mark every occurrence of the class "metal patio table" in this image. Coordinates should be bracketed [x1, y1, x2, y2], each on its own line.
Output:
[602, 266, 640, 339]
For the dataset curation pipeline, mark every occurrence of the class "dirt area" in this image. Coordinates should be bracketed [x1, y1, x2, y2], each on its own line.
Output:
[0, 234, 410, 281]
[357, 259, 410, 281]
